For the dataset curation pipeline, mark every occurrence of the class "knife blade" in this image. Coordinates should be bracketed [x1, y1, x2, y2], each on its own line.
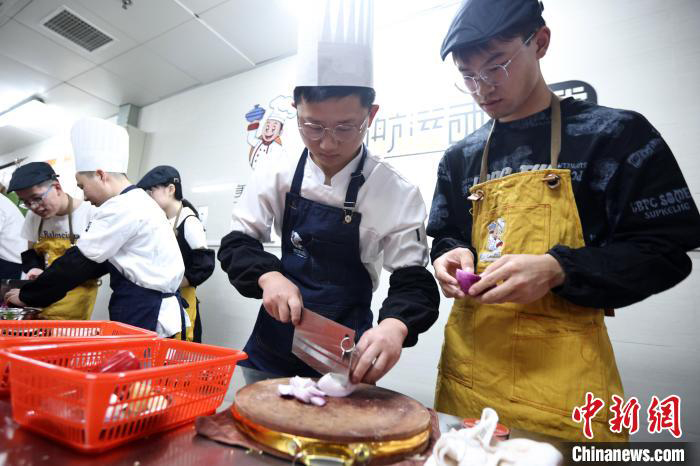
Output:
[291, 308, 357, 383]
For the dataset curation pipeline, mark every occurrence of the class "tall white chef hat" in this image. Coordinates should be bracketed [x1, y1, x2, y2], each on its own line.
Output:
[296, 0, 375, 88]
[71, 117, 129, 173]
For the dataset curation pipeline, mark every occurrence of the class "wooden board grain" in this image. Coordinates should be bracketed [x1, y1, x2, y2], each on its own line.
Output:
[234, 378, 431, 443]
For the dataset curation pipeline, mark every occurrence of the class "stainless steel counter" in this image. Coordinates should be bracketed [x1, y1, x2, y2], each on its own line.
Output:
[0, 368, 563, 465]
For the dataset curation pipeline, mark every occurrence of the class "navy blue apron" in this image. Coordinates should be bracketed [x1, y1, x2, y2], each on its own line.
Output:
[106, 185, 187, 340]
[241, 147, 374, 376]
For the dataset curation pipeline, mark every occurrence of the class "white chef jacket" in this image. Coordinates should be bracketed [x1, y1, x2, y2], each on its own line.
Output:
[0, 194, 24, 264]
[231, 147, 430, 290]
[77, 187, 186, 336]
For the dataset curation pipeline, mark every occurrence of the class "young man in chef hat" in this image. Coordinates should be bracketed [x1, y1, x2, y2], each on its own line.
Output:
[5, 118, 188, 338]
[220, 0, 439, 384]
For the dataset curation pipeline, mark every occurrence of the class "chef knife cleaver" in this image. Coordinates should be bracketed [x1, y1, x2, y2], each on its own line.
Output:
[291, 308, 357, 383]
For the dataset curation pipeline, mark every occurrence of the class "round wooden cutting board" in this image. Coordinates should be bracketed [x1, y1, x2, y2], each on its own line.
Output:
[233, 378, 431, 443]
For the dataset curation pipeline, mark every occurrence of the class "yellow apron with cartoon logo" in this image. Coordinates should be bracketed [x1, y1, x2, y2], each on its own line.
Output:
[434, 95, 627, 442]
[34, 198, 98, 320]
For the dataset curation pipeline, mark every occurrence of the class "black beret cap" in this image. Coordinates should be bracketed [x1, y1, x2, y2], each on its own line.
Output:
[137, 165, 182, 197]
[7, 162, 58, 192]
[441, 0, 544, 60]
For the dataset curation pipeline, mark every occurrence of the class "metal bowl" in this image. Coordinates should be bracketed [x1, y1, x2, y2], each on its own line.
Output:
[0, 307, 43, 320]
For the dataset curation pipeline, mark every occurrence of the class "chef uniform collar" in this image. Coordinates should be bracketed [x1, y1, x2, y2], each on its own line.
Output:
[440, 0, 544, 60]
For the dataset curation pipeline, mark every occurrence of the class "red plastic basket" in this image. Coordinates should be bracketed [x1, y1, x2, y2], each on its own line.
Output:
[0, 320, 156, 395]
[3, 338, 246, 452]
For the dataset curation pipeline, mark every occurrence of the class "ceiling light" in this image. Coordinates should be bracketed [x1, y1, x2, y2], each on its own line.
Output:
[0, 97, 46, 127]
[0, 97, 69, 135]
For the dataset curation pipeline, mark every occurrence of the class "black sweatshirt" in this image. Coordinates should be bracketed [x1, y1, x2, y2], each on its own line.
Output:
[19, 246, 107, 307]
[427, 97, 700, 309]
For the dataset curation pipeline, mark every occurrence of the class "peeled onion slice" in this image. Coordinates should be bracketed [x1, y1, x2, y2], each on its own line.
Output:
[317, 373, 357, 397]
[278, 384, 294, 397]
[289, 376, 315, 389]
[278, 376, 329, 405]
[456, 269, 481, 293]
[292, 386, 312, 403]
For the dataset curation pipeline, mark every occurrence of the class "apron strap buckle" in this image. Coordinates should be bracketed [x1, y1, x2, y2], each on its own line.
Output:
[467, 190, 484, 201]
[343, 201, 356, 224]
[542, 173, 561, 189]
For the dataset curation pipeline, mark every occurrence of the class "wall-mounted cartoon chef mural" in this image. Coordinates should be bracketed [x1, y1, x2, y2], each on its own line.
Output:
[244, 95, 295, 169]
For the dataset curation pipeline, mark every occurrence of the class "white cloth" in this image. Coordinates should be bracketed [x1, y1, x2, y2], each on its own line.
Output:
[170, 206, 207, 250]
[0, 195, 24, 264]
[231, 147, 429, 290]
[77, 188, 186, 336]
[296, 0, 374, 87]
[21, 199, 96, 244]
[71, 117, 129, 173]
[426, 408, 563, 466]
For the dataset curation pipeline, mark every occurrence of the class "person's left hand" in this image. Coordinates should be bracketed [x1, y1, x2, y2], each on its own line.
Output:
[468, 254, 565, 304]
[4, 289, 26, 307]
[350, 318, 408, 384]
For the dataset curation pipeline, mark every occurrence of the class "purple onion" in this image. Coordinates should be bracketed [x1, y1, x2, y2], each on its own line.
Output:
[456, 269, 481, 293]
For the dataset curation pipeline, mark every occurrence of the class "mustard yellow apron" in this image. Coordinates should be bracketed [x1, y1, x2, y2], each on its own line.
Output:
[170, 204, 198, 342]
[435, 95, 627, 442]
[171, 285, 197, 342]
[34, 196, 98, 320]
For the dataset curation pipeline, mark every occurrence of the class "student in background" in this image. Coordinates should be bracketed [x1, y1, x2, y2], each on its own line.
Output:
[138, 166, 215, 342]
[6, 162, 98, 319]
[5, 118, 186, 337]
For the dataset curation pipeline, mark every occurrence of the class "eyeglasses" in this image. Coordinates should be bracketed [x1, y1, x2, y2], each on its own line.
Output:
[456, 30, 537, 94]
[18, 184, 54, 209]
[298, 115, 370, 143]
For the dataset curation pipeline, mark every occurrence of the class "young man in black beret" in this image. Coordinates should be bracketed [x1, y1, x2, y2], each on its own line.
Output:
[429, 0, 700, 440]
